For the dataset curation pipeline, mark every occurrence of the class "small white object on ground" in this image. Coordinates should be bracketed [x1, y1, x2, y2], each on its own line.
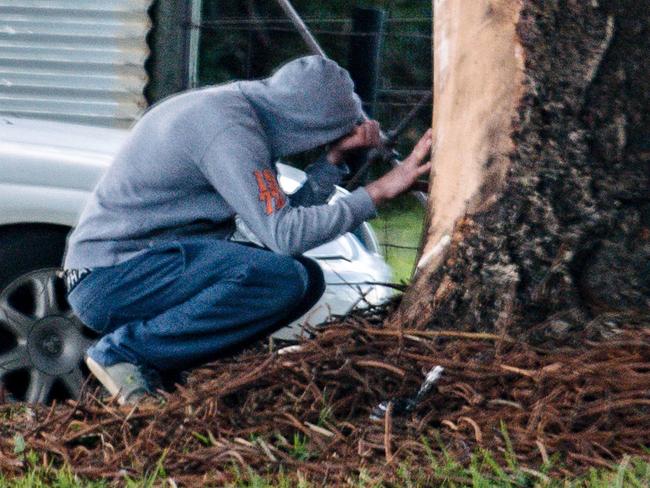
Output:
[277, 344, 304, 355]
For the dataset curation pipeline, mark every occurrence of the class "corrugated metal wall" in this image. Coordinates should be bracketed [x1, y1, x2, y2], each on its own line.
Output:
[0, 0, 154, 128]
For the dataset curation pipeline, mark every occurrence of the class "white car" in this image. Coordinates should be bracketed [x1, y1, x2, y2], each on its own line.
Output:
[0, 115, 393, 404]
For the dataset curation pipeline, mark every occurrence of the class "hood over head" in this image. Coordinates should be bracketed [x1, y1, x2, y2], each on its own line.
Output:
[238, 55, 363, 159]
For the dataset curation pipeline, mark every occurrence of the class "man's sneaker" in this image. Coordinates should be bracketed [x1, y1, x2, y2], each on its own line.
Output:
[85, 355, 161, 405]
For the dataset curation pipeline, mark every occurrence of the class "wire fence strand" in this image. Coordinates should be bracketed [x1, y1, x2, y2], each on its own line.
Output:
[198, 16, 432, 25]
[195, 23, 432, 40]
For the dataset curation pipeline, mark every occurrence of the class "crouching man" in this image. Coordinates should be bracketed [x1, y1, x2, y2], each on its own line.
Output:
[63, 55, 432, 405]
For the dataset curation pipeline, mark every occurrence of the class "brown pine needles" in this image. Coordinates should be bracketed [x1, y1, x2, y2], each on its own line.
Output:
[1, 311, 649, 485]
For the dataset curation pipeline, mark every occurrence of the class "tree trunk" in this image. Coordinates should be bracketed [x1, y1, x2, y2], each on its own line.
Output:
[396, 0, 649, 340]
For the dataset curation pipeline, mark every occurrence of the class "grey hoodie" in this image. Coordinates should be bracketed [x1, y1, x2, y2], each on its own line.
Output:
[64, 56, 377, 269]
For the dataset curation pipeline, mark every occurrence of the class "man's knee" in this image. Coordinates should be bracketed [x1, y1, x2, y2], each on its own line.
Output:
[231, 251, 308, 302]
[272, 255, 309, 307]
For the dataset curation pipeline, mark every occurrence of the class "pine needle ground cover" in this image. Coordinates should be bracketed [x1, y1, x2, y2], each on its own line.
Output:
[1, 305, 648, 486]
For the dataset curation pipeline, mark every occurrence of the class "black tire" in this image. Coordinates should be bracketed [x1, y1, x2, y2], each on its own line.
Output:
[0, 224, 70, 289]
[0, 225, 95, 404]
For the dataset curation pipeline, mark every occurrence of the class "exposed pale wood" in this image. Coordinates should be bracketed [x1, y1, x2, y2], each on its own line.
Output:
[418, 0, 524, 273]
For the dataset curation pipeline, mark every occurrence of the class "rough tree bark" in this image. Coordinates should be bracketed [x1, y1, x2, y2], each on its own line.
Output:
[396, 0, 649, 340]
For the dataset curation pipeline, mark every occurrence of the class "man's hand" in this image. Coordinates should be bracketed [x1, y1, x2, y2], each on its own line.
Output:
[327, 120, 382, 165]
[366, 129, 433, 206]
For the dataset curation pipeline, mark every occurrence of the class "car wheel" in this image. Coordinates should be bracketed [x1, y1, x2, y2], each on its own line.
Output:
[0, 225, 96, 404]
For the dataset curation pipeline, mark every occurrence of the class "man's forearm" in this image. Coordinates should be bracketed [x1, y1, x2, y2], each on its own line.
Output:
[365, 178, 389, 207]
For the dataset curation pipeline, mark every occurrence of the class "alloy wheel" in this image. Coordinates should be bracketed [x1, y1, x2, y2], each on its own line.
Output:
[0, 269, 96, 404]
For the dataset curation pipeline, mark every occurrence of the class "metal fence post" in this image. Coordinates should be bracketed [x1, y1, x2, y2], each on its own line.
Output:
[347, 7, 385, 118]
[188, 0, 203, 89]
[146, 0, 203, 105]
[345, 7, 386, 188]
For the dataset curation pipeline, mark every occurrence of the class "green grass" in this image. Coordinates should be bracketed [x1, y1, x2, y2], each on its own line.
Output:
[371, 195, 426, 284]
[3, 447, 649, 487]
[2, 457, 648, 487]
[0, 460, 107, 488]
[288, 433, 312, 462]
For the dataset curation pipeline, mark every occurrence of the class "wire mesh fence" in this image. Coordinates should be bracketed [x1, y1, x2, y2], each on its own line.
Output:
[197, 1, 432, 153]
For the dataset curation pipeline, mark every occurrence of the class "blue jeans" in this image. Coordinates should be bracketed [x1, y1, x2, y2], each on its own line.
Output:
[67, 237, 325, 371]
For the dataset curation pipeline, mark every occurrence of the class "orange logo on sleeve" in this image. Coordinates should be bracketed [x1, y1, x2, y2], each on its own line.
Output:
[254, 169, 286, 215]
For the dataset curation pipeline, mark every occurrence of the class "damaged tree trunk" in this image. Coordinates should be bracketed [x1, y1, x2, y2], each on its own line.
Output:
[397, 0, 649, 340]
